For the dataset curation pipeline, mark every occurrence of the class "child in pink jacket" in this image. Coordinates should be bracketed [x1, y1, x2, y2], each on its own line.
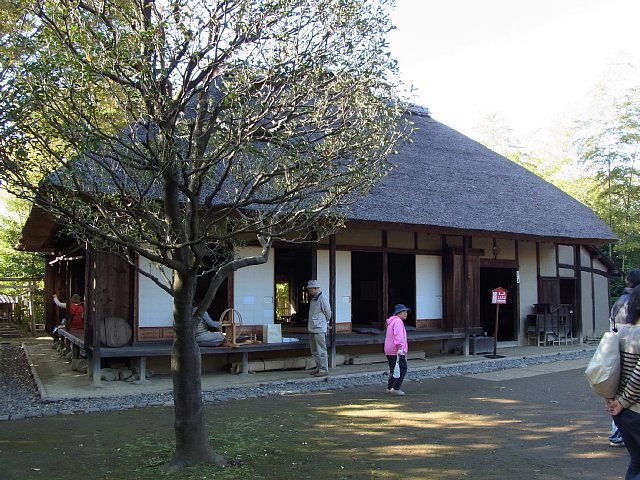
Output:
[384, 304, 410, 396]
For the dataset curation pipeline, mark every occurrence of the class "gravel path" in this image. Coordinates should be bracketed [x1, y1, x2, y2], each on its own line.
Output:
[0, 341, 594, 421]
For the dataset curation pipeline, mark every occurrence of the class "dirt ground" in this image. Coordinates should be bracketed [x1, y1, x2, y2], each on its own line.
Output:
[0, 365, 629, 480]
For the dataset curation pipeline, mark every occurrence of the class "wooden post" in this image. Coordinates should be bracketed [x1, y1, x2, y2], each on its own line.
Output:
[492, 303, 500, 356]
[328, 234, 337, 368]
[28, 283, 36, 336]
[486, 287, 506, 359]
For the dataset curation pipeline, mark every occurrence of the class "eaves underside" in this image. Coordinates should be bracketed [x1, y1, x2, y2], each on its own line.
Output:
[345, 219, 618, 246]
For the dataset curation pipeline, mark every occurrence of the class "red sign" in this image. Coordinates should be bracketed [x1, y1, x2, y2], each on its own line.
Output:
[491, 287, 508, 304]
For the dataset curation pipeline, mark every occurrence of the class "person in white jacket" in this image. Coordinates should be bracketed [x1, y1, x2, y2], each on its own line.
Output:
[306, 280, 331, 377]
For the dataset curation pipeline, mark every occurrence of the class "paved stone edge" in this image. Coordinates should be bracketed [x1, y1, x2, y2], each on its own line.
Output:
[3, 346, 595, 420]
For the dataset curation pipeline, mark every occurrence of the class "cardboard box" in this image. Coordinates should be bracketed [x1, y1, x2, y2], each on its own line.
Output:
[262, 324, 282, 343]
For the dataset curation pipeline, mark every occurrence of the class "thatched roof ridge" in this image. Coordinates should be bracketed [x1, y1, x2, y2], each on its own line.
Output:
[349, 111, 617, 244]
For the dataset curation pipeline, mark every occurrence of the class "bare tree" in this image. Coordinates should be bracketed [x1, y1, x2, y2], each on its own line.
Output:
[0, 0, 408, 471]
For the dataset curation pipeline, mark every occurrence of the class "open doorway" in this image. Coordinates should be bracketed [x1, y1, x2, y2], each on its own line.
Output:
[351, 252, 383, 328]
[480, 267, 518, 341]
[50, 256, 87, 334]
[274, 247, 312, 326]
[195, 274, 228, 324]
[388, 253, 416, 327]
[351, 251, 417, 329]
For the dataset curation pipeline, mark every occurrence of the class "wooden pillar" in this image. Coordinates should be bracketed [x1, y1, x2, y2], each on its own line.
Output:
[28, 282, 36, 336]
[574, 245, 584, 341]
[462, 236, 470, 355]
[328, 234, 337, 368]
[535, 242, 541, 298]
[87, 249, 102, 385]
[311, 243, 317, 280]
[382, 231, 388, 324]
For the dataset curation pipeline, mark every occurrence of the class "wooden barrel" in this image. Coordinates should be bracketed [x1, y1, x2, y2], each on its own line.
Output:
[98, 316, 132, 347]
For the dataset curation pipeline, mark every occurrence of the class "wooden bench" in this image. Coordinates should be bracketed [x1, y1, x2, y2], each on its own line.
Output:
[335, 330, 466, 344]
[96, 340, 310, 382]
[58, 327, 466, 384]
[57, 328, 85, 359]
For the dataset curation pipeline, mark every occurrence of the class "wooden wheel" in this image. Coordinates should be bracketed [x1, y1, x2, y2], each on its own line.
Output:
[218, 308, 244, 346]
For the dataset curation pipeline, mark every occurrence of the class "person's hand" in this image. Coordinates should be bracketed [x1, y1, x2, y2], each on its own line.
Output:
[605, 398, 624, 416]
[397, 350, 404, 356]
[53, 293, 57, 298]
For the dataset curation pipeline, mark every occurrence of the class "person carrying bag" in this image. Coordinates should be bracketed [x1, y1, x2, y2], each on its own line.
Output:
[602, 284, 640, 479]
[585, 331, 621, 399]
[384, 304, 410, 396]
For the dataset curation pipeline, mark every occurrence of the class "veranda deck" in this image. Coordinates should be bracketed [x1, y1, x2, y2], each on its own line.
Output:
[55, 327, 466, 384]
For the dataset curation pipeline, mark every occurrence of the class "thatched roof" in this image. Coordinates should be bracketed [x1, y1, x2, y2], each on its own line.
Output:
[349, 110, 617, 245]
[16, 206, 59, 252]
[19, 108, 617, 252]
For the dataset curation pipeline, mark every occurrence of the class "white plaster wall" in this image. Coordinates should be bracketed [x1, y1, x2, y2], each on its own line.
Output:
[518, 241, 539, 342]
[417, 233, 441, 250]
[496, 239, 516, 260]
[415, 255, 443, 319]
[138, 259, 173, 327]
[539, 243, 556, 277]
[317, 250, 351, 324]
[335, 228, 382, 247]
[445, 236, 463, 248]
[582, 252, 611, 338]
[581, 269, 595, 338]
[559, 268, 575, 278]
[474, 237, 492, 258]
[474, 237, 516, 260]
[388, 231, 413, 249]
[558, 245, 574, 265]
[593, 272, 611, 336]
[592, 255, 609, 274]
[233, 246, 275, 325]
[316, 249, 329, 292]
[581, 247, 592, 266]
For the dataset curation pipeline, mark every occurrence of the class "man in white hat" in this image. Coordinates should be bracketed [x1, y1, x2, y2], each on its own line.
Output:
[306, 280, 331, 377]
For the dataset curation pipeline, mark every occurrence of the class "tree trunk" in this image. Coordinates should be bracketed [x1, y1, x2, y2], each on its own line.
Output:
[165, 272, 226, 471]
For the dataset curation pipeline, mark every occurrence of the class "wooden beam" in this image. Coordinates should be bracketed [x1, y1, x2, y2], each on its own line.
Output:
[328, 234, 337, 368]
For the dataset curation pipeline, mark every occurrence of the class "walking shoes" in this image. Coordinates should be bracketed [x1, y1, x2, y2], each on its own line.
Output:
[388, 389, 405, 396]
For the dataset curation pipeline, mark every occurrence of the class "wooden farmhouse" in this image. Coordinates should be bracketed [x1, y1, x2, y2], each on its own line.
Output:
[18, 108, 619, 380]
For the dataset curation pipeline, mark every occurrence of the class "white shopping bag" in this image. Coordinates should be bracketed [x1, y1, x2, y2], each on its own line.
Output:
[392, 353, 401, 379]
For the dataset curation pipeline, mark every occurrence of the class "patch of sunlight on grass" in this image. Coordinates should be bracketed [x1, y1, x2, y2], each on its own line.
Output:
[536, 425, 575, 433]
[469, 397, 520, 404]
[372, 464, 471, 478]
[570, 452, 614, 459]
[384, 444, 459, 457]
[519, 435, 549, 441]
[316, 404, 513, 430]
[381, 442, 498, 457]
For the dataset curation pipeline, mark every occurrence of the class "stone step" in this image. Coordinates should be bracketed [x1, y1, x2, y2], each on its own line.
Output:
[0, 325, 22, 338]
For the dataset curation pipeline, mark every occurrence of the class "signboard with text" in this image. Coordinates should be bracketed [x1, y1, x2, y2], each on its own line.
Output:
[491, 287, 508, 305]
